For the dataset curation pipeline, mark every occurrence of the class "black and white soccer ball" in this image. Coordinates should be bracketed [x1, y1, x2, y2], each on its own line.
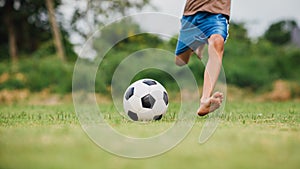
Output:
[123, 79, 169, 121]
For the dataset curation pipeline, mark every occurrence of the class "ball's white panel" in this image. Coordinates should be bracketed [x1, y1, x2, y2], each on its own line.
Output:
[149, 81, 165, 93]
[131, 81, 150, 97]
[151, 98, 168, 116]
[128, 95, 143, 111]
[123, 98, 139, 119]
[138, 110, 155, 121]
[150, 90, 164, 100]
[139, 106, 152, 113]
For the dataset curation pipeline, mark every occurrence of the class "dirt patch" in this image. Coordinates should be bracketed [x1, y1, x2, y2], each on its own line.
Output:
[266, 80, 292, 101]
[0, 89, 30, 104]
[0, 73, 9, 83]
[0, 81, 299, 105]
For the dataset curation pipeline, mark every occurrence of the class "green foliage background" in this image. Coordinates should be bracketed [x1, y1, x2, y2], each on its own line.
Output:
[0, 20, 300, 95]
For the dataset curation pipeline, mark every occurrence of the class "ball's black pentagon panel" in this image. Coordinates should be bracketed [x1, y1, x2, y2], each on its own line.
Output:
[153, 114, 163, 121]
[163, 91, 168, 105]
[143, 80, 157, 86]
[141, 94, 156, 109]
[128, 110, 138, 121]
[125, 87, 134, 100]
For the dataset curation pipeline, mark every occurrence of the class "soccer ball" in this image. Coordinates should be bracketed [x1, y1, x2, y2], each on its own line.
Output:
[123, 79, 169, 121]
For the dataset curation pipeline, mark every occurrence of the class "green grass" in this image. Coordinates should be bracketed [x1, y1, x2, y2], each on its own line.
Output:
[0, 101, 300, 169]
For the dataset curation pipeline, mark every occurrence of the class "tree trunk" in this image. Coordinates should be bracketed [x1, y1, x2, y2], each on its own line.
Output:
[4, 0, 18, 63]
[45, 0, 66, 61]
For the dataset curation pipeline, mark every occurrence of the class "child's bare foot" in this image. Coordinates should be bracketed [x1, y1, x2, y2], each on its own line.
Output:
[197, 92, 223, 116]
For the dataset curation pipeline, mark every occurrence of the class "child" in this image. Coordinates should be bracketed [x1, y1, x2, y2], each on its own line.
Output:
[175, 0, 231, 116]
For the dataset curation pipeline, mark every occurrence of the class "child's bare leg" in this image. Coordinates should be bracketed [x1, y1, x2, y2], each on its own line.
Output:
[195, 44, 205, 60]
[197, 34, 225, 116]
[175, 48, 193, 66]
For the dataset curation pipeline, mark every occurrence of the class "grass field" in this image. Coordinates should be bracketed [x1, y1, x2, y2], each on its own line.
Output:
[0, 101, 300, 169]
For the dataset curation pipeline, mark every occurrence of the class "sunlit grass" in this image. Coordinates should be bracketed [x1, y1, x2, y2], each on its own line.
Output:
[0, 101, 299, 169]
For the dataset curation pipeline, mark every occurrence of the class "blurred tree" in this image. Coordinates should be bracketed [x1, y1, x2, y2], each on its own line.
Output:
[0, 0, 62, 62]
[264, 20, 298, 45]
[228, 22, 250, 42]
[0, 0, 152, 62]
[46, 0, 65, 61]
[1, 0, 18, 62]
[96, 18, 162, 49]
[218, 21, 251, 59]
[99, 18, 141, 45]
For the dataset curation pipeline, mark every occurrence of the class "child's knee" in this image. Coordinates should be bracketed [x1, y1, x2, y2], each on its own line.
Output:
[208, 34, 224, 52]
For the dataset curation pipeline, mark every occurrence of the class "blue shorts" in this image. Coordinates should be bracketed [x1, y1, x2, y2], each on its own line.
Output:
[175, 12, 229, 55]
